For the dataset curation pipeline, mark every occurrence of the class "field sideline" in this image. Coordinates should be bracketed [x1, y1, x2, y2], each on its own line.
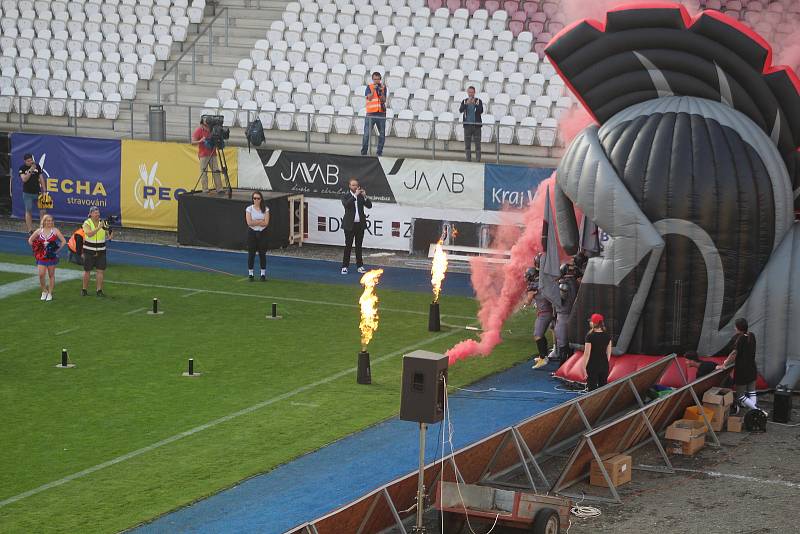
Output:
[0, 251, 535, 533]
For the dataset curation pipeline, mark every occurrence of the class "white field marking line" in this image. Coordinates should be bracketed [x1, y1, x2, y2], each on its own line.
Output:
[105, 279, 477, 321]
[641, 466, 800, 489]
[0, 263, 83, 300]
[0, 348, 7, 353]
[0, 329, 460, 509]
[181, 290, 205, 298]
[290, 401, 320, 408]
[123, 307, 147, 316]
[55, 327, 78, 336]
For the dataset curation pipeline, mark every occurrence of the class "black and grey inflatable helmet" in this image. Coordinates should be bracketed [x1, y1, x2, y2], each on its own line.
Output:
[545, 4, 800, 386]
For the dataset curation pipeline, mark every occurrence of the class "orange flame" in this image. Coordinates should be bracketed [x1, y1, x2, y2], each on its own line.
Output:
[431, 240, 448, 303]
[359, 268, 384, 350]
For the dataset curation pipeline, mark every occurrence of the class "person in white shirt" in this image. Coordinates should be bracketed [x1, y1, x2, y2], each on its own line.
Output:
[245, 191, 270, 281]
[340, 178, 372, 274]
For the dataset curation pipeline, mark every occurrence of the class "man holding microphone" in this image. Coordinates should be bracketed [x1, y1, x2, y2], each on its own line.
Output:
[341, 178, 372, 275]
[361, 72, 387, 156]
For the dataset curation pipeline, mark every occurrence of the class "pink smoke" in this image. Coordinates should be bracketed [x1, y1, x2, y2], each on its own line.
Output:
[447, 174, 589, 364]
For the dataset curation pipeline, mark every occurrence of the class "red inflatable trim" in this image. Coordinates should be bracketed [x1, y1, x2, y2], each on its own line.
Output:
[554, 352, 768, 390]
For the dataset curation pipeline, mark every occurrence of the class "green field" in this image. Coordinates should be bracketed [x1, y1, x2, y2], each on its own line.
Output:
[0, 252, 533, 533]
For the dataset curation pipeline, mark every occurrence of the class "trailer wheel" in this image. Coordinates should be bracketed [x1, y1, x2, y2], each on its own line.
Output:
[531, 507, 560, 534]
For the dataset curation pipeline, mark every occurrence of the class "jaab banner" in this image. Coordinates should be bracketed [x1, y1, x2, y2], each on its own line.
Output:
[10, 133, 121, 223]
[380, 158, 485, 210]
[120, 139, 238, 231]
[246, 149, 395, 202]
[483, 164, 554, 211]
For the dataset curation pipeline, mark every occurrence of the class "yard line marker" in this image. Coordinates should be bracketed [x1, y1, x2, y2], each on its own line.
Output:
[290, 402, 320, 408]
[55, 327, 78, 336]
[0, 329, 461, 508]
[105, 279, 477, 320]
[181, 290, 204, 298]
[123, 307, 147, 316]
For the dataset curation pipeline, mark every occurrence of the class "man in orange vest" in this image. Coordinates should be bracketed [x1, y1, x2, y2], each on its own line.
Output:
[361, 71, 388, 156]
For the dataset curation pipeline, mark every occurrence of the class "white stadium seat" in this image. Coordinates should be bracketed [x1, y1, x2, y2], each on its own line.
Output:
[334, 106, 354, 134]
[393, 109, 413, 138]
[517, 117, 537, 145]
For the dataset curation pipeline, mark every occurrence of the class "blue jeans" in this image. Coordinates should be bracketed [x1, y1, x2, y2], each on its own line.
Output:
[361, 114, 386, 155]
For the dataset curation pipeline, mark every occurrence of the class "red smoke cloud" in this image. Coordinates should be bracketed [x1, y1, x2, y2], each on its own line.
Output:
[447, 173, 589, 364]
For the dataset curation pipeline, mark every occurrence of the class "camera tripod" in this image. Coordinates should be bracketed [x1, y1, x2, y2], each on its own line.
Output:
[192, 146, 233, 199]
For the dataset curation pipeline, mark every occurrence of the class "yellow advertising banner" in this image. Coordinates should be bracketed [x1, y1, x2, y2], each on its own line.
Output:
[120, 140, 238, 230]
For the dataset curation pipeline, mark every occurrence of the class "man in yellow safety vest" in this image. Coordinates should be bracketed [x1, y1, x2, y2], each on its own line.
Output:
[361, 71, 388, 156]
[81, 206, 111, 297]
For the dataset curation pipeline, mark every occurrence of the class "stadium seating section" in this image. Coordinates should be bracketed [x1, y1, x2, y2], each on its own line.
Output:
[1, 0, 799, 148]
[0, 0, 205, 119]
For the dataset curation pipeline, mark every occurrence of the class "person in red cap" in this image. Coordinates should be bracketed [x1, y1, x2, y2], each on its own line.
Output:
[582, 313, 612, 391]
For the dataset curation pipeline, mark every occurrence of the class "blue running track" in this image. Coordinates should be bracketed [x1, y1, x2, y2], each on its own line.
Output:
[134, 362, 575, 534]
[0, 230, 473, 296]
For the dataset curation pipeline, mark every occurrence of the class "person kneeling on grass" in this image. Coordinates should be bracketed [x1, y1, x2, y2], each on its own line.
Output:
[27, 214, 67, 301]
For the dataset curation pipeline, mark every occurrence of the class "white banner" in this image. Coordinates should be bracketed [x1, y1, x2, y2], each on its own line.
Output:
[306, 198, 413, 251]
[305, 198, 525, 251]
[379, 157, 485, 210]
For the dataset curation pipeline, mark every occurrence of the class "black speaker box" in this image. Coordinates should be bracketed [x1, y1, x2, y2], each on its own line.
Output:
[400, 351, 448, 424]
[773, 389, 792, 424]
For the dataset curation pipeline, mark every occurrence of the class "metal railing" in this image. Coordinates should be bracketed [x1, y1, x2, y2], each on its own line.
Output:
[0, 96, 563, 163]
[0, 94, 135, 138]
[156, 7, 230, 105]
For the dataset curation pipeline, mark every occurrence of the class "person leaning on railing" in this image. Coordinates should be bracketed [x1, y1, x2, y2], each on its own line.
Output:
[459, 86, 484, 162]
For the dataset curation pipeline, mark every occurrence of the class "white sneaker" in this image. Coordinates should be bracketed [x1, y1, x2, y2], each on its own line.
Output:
[341, 267, 348, 274]
[45, 293, 53, 301]
[357, 266, 367, 274]
[40, 291, 47, 301]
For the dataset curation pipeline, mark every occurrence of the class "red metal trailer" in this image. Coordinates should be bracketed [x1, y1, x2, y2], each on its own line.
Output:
[435, 481, 572, 533]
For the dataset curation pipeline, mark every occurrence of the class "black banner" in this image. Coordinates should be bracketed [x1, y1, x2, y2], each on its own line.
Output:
[257, 149, 395, 202]
[177, 190, 292, 250]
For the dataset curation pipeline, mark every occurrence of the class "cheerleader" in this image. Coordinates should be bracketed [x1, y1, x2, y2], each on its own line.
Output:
[27, 214, 67, 301]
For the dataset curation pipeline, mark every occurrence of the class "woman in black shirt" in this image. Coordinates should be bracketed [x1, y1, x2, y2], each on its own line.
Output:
[582, 313, 612, 391]
[720, 318, 764, 413]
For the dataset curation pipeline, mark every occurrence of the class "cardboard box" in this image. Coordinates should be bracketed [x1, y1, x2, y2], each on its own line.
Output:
[702, 387, 735, 406]
[683, 405, 715, 428]
[665, 419, 707, 442]
[590, 454, 632, 487]
[727, 415, 743, 433]
[703, 402, 730, 432]
[666, 435, 705, 456]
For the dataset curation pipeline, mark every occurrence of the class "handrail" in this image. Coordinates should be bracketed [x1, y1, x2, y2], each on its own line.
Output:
[156, 7, 230, 105]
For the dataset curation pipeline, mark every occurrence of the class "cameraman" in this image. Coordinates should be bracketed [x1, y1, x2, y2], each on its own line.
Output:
[361, 72, 387, 156]
[18, 153, 47, 234]
[81, 206, 111, 297]
[191, 117, 224, 195]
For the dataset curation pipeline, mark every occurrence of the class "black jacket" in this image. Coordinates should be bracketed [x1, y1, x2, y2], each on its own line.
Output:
[341, 191, 372, 231]
[459, 98, 484, 126]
